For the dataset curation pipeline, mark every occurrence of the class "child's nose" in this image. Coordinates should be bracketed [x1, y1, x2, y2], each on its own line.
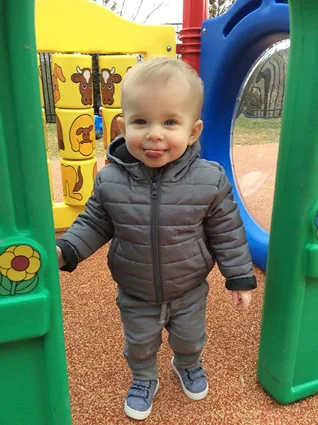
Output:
[146, 124, 164, 141]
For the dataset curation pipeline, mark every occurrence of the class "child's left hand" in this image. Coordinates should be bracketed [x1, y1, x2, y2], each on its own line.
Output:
[231, 290, 252, 310]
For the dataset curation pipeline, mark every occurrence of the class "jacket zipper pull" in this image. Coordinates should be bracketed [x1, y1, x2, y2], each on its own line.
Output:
[151, 183, 159, 199]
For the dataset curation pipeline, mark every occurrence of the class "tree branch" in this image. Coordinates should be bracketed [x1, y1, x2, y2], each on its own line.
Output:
[131, 0, 143, 21]
[141, 1, 169, 23]
[119, 0, 127, 16]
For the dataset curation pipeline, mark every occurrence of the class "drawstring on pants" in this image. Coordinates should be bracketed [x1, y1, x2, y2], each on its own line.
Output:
[159, 302, 168, 325]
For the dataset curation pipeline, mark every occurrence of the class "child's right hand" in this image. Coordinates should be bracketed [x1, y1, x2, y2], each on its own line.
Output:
[231, 290, 252, 311]
[56, 246, 66, 268]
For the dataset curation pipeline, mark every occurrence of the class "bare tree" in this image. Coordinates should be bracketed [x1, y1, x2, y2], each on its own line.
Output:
[209, 0, 236, 17]
[92, 0, 118, 12]
[94, 0, 171, 23]
[119, 0, 171, 23]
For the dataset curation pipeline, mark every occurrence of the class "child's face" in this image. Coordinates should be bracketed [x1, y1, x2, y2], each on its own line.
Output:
[117, 78, 203, 168]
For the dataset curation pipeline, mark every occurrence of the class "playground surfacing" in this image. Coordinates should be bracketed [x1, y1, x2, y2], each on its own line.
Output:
[53, 145, 318, 424]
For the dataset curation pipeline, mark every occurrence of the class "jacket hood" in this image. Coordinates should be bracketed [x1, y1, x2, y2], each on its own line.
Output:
[107, 136, 201, 182]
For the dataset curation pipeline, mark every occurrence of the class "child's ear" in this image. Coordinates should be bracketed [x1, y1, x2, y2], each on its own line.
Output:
[188, 119, 203, 146]
[116, 116, 126, 136]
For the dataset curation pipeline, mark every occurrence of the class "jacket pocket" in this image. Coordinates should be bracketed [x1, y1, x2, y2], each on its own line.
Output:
[197, 238, 214, 270]
[107, 238, 119, 271]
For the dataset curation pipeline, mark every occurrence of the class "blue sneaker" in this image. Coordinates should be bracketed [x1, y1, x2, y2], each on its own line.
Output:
[124, 379, 159, 420]
[171, 357, 208, 400]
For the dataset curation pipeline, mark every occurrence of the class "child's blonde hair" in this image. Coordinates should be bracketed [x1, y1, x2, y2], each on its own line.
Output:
[120, 57, 204, 119]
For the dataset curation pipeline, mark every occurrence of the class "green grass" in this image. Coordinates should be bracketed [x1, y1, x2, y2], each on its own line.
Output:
[46, 116, 282, 160]
[232, 115, 282, 146]
[46, 124, 59, 159]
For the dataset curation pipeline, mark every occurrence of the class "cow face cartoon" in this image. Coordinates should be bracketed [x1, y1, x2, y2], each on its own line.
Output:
[99, 67, 122, 106]
[71, 66, 93, 106]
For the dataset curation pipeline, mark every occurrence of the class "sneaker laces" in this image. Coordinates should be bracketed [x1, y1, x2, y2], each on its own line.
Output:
[128, 380, 152, 400]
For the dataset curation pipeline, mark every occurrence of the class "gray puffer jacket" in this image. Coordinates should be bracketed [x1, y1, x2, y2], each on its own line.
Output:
[57, 136, 256, 304]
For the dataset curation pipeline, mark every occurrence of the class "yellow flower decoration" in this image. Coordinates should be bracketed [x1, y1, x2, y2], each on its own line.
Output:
[0, 245, 41, 282]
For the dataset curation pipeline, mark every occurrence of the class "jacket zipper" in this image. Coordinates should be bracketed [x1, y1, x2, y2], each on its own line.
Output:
[150, 176, 164, 305]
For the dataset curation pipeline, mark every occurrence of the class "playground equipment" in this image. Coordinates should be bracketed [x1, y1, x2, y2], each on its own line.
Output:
[36, 0, 175, 229]
[0, 0, 175, 423]
[0, 1, 72, 423]
[1, 0, 318, 423]
[200, 0, 289, 270]
[200, 0, 318, 401]
[257, 0, 318, 404]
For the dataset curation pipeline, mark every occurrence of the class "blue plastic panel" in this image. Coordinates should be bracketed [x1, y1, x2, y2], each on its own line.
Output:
[200, 0, 289, 269]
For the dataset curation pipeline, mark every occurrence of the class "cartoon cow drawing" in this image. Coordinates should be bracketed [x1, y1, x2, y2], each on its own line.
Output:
[111, 113, 122, 141]
[71, 66, 93, 106]
[52, 64, 66, 104]
[100, 67, 122, 105]
[101, 113, 122, 150]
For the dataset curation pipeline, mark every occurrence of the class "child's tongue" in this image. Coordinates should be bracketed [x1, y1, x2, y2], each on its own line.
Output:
[144, 149, 165, 159]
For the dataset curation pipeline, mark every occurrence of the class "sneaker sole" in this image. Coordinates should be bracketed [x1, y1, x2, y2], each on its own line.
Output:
[171, 358, 208, 401]
[124, 379, 159, 421]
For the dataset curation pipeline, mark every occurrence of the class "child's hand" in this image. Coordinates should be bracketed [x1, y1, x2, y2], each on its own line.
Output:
[231, 290, 252, 310]
[56, 246, 66, 268]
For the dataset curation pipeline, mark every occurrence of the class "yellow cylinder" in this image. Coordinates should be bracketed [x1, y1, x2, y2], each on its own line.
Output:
[99, 55, 138, 108]
[42, 108, 48, 151]
[60, 158, 97, 206]
[102, 107, 122, 150]
[56, 108, 96, 160]
[37, 54, 44, 108]
[52, 54, 93, 109]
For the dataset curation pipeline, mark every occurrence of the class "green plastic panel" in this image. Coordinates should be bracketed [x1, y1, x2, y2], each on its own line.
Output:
[258, 0, 318, 404]
[0, 1, 72, 424]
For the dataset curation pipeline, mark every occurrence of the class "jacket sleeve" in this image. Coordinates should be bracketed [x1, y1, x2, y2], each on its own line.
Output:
[204, 166, 256, 291]
[56, 173, 114, 272]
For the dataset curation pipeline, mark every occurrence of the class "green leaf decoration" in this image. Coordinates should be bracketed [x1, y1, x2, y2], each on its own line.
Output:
[16, 275, 39, 294]
[0, 286, 10, 296]
[0, 275, 11, 296]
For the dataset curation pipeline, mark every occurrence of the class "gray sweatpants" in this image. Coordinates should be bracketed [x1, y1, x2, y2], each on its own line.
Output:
[116, 281, 209, 380]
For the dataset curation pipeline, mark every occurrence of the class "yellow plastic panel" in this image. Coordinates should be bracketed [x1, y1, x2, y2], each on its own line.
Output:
[102, 107, 122, 150]
[53, 203, 84, 230]
[56, 108, 95, 160]
[99, 55, 137, 108]
[60, 158, 97, 206]
[35, 0, 176, 57]
[52, 54, 93, 108]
